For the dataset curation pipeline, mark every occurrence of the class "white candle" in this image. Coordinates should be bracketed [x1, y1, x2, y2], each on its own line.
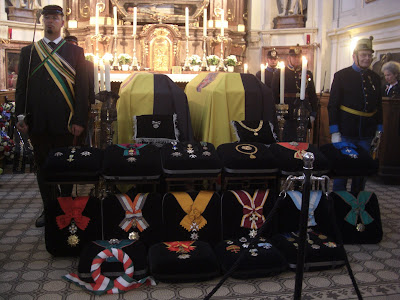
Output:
[185, 7, 189, 37]
[113, 6, 118, 36]
[104, 59, 111, 91]
[93, 56, 99, 94]
[244, 63, 248, 74]
[300, 56, 307, 100]
[260, 64, 265, 84]
[203, 8, 207, 37]
[95, 4, 99, 35]
[279, 61, 285, 104]
[133, 7, 137, 36]
[220, 9, 224, 36]
[99, 60, 105, 91]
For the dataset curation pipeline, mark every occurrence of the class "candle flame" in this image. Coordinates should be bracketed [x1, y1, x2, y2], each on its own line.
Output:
[278, 61, 285, 69]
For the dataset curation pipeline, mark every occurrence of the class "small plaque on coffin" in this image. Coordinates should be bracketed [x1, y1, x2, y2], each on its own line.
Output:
[217, 142, 278, 174]
[148, 241, 220, 282]
[102, 144, 162, 180]
[43, 146, 103, 182]
[161, 141, 222, 176]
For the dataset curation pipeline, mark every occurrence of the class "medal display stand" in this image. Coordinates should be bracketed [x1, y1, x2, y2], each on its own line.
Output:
[275, 103, 289, 142]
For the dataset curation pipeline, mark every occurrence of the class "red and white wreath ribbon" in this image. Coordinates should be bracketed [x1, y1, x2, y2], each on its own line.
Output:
[63, 247, 155, 295]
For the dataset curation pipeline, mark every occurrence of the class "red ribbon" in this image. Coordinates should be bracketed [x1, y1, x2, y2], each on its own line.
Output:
[56, 196, 91, 230]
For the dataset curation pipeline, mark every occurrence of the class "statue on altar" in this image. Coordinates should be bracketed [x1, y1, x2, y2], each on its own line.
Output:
[8, 0, 41, 9]
[277, 0, 306, 16]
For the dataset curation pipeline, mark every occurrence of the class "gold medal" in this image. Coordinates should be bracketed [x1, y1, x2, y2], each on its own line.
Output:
[318, 234, 327, 240]
[356, 223, 365, 232]
[287, 237, 295, 242]
[129, 231, 139, 240]
[68, 234, 79, 247]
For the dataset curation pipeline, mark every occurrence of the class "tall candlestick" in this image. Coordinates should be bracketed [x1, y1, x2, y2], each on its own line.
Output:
[113, 6, 118, 36]
[95, 4, 99, 35]
[99, 60, 105, 91]
[244, 63, 248, 74]
[203, 8, 207, 37]
[133, 7, 137, 35]
[260, 64, 265, 84]
[279, 61, 285, 104]
[93, 56, 99, 94]
[104, 59, 111, 91]
[185, 7, 189, 37]
[300, 56, 307, 100]
[220, 9, 224, 36]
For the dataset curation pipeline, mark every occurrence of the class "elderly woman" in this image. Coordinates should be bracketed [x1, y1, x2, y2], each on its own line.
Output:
[382, 61, 400, 98]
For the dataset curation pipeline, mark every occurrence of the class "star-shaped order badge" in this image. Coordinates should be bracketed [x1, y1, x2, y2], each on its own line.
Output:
[81, 151, 91, 156]
[127, 157, 137, 163]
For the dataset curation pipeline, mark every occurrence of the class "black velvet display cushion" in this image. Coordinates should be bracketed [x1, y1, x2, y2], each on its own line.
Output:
[221, 189, 277, 240]
[231, 120, 277, 144]
[268, 142, 330, 174]
[101, 144, 161, 179]
[162, 191, 222, 246]
[160, 141, 222, 175]
[148, 240, 220, 282]
[271, 229, 346, 271]
[217, 142, 279, 174]
[274, 191, 333, 236]
[133, 114, 179, 145]
[78, 239, 148, 283]
[319, 142, 378, 176]
[43, 146, 103, 182]
[45, 196, 102, 257]
[214, 237, 288, 279]
[102, 191, 163, 248]
[329, 191, 383, 244]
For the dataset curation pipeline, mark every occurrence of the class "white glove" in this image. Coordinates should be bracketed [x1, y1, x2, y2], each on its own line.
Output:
[331, 132, 342, 143]
[310, 116, 315, 123]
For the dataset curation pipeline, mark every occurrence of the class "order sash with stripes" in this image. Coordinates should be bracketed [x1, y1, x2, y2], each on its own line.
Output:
[33, 39, 76, 131]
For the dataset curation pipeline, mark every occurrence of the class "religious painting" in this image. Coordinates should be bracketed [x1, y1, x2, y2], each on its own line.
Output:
[110, 0, 209, 23]
[5, 49, 20, 90]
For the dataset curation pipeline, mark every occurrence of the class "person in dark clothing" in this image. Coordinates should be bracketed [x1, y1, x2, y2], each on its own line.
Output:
[271, 44, 317, 141]
[15, 5, 89, 227]
[381, 61, 400, 98]
[256, 48, 279, 88]
[328, 36, 383, 193]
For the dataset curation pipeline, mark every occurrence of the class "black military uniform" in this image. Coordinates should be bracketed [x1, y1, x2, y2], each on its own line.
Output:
[256, 48, 279, 88]
[271, 45, 318, 141]
[15, 5, 89, 227]
[384, 82, 400, 98]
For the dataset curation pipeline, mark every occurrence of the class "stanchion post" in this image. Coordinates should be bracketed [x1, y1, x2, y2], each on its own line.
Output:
[294, 152, 314, 299]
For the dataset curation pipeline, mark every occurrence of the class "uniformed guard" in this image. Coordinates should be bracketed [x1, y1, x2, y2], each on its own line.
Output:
[328, 36, 383, 193]
[256, 48, 279, 87]
[271, 44, 318, 141]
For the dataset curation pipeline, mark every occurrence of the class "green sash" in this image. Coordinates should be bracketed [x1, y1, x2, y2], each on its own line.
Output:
[335, 191, 374, 226]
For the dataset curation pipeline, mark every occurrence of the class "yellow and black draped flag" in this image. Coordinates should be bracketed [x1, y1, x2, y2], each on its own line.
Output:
[32, 39, 76, 132]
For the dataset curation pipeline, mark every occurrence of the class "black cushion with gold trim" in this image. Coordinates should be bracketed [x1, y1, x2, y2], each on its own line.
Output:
[231, 120, 277, 144]
[329, 191, 383, 244]
[271, 229, 346, 271]
[102, 143, 161, 180]
[160, 141, 222, 176]
[319, 142, 378, 176]
[217, 142, 279, 174]
[215, 237, 287, 279]
[102, 191, 163, 248]
[43, 146, 103, 182]
[268, 142, 330, 174]
[45, 195, 102, 256]
[78, 239, 148, 283]
[148, 240, 220, 282]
